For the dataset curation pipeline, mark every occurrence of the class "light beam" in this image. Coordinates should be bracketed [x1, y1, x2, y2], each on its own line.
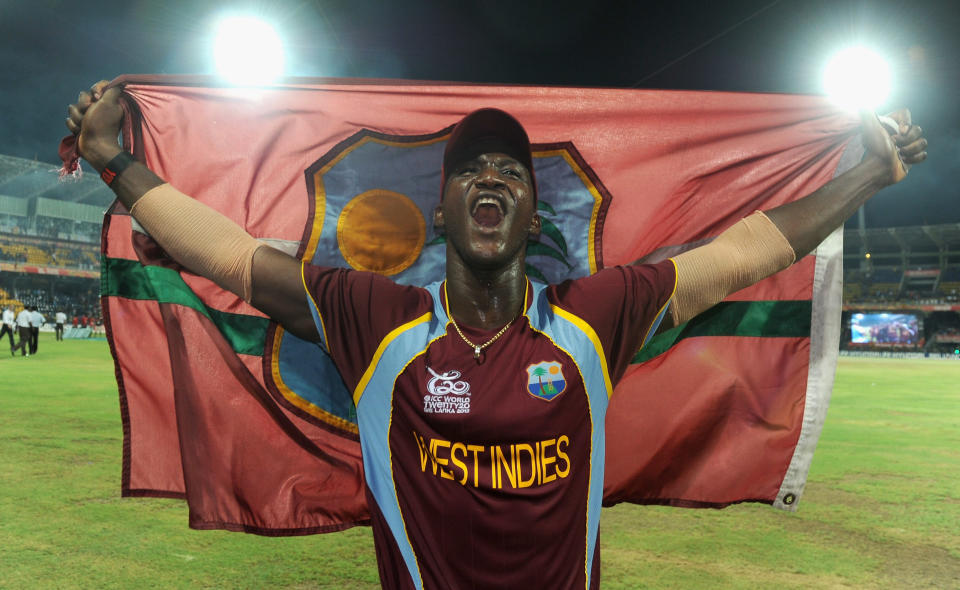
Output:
[214, 16, 284, 86]
[823, 47, 891, 111]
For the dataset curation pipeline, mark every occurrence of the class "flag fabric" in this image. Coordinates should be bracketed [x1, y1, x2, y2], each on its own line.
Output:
[98, 75, 862, 534]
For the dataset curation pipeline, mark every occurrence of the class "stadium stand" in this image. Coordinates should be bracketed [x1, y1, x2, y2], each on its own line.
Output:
[940, 266, 960, 303]
[842, 223, 960, 356]
[0, 155, 109, 329]
[844, 224, 960, 301]
[0, 286, 24, 313]
[0, 235, 100, 269]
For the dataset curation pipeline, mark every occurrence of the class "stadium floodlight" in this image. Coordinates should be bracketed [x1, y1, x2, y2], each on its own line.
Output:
[214, 16, 284, 86]
[823, 47, 891, 111]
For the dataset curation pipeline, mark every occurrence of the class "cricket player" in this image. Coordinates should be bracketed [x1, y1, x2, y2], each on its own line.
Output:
[67, 81, 925, 589]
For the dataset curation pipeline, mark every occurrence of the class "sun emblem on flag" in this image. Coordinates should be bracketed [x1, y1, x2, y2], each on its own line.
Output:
[526, 361, 567, 401]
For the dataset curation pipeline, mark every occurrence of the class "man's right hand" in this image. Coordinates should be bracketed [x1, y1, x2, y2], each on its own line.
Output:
[66, 80, 125, 170]
[64, 80, 320, 342]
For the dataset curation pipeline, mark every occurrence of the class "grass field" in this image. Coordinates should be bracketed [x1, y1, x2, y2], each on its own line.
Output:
[1, 335, 958, 589]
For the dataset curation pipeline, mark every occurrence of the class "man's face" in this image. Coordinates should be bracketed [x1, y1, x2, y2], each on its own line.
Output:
[437, 152, 539, 270]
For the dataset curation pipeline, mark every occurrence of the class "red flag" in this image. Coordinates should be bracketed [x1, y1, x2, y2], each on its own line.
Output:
[98, 75, 860, 533]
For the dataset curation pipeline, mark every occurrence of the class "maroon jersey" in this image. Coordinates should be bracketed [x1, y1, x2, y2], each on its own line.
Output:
[302, 261, 676, 589]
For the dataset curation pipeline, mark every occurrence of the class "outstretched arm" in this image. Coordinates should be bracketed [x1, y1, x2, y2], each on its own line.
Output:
[764, 110, 927, 259]
[664, 109, 927, 328]
[68, 81, 319, 342]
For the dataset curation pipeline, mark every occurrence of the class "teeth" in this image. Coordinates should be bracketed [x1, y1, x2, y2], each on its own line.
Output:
[472, 196, 504, 214]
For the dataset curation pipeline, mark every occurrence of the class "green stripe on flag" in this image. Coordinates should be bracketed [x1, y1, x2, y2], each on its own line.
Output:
[102, 257, 269, 356]
[632, 300, 812, 364]
[102, 257, 810, 362]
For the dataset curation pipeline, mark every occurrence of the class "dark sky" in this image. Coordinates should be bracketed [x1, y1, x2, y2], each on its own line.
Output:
[2, 0, 957, 227]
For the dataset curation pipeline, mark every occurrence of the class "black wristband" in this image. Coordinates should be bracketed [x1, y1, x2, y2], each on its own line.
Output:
[100, 151, 136, 186]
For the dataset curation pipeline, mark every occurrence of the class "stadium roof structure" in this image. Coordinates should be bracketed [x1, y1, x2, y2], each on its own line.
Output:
[844, 224, 960, 269]
[0, 153, 115, 208]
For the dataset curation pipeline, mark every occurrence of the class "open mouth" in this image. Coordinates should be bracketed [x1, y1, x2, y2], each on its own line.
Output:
[471, 195, 505, 228]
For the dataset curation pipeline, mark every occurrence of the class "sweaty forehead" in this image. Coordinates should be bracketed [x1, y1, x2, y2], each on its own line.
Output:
[446, 137, 526, 172]
[458, 152, 525, 168]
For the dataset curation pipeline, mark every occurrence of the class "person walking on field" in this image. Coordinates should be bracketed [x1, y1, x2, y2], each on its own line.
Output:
[1, 306, 15, 354]
[29, 306, 44, 355]
[12, 307, 32, 357]
[67, 80, 927, 590]
[55, 310, 67, 341]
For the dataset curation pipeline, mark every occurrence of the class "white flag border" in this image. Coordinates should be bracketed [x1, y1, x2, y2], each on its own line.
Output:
[774, 135, 864, 511]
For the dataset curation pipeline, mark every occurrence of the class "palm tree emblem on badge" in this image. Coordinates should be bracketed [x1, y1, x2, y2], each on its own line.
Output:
[526, 361, 566, 401]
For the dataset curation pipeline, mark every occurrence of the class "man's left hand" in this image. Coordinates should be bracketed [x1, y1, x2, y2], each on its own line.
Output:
[861, 108, 927, 186]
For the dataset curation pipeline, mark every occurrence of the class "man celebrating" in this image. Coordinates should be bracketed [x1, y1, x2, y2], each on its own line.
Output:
[67, 81, 925, 589]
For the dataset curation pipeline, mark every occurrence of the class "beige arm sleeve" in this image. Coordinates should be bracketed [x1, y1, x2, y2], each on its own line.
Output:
[670, 211, 796, 325]
[129, 184, 264, 302]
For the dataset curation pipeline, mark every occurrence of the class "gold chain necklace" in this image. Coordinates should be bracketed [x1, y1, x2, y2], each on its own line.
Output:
[450, 313, 516, 360]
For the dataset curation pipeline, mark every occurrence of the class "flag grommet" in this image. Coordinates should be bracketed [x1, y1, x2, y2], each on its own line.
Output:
[782, 493, 796, 505]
